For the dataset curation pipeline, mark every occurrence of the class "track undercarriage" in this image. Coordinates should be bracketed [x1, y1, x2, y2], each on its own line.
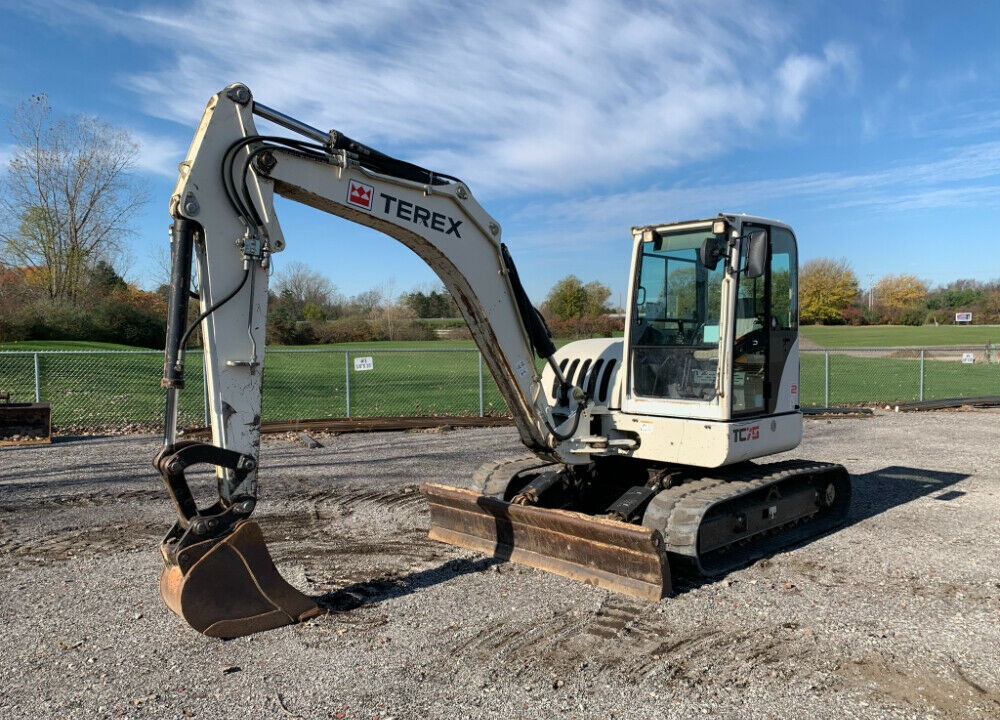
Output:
[421, 456, 851, 599]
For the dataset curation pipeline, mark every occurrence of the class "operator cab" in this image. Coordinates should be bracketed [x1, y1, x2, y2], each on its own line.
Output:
[623, 215, 799, 422]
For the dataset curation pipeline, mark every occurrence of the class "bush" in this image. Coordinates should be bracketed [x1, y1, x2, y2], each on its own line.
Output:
[544, 314, 624, 339]
[313, 317, 378, 344]
[898, 305, 926, 326]
[387, 320, 436, 341]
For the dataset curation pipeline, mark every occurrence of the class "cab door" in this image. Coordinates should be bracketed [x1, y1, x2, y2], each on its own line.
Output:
[731, 224, 799, 417]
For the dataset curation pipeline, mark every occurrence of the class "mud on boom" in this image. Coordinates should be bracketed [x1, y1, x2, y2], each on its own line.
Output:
[156, 84, 850, 638]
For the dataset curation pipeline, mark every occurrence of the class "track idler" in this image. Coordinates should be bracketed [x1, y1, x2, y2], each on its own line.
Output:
[155, 442, 323, 638]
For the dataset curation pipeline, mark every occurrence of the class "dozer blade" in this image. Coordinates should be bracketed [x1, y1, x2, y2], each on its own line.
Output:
[420, 483, 671, 601]
[160, 520, 324, 638]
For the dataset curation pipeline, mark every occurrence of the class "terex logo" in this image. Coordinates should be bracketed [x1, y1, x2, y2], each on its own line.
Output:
[732, 424, 760, 443]
[378, 193, 462, 238]
[347, 180, 375, 210]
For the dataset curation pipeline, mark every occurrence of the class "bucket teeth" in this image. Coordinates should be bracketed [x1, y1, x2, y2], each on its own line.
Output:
[160, 520, 323, 638]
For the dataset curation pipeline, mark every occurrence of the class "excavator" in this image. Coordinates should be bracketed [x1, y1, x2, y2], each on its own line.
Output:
[155, 84, 850, 638]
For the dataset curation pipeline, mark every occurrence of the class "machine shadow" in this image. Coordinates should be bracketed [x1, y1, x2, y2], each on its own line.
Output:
[315, 556, 501, 611]
[672, 464, 972, 595]
[314, 465, 971, 608]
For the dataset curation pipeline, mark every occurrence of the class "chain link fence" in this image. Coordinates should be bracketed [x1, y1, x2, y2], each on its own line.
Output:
[800, 345, 999, 407]
[1, 345, 997, 430]
[0, 348, 508, 430]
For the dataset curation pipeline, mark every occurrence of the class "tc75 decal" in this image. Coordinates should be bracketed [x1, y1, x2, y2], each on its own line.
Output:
[732, 424, 760, 443]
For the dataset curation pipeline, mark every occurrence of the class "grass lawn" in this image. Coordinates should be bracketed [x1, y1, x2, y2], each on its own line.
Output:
[3, 336, 997, 426]
[800, 324, 1000, 348]
[799, 352, 999, 406]
[0, 344, 507, 426]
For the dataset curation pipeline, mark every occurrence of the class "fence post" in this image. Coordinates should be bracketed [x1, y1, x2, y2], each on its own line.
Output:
[478, 351, 484, 417]
[344, 351, 351, 418]
[33, 352, 41, 403]
[919, 349, 925, 401]
[824, 351, 830, 407]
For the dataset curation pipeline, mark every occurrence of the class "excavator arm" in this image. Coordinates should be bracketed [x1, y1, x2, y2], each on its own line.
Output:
[162, 84, 584, 470]
[155, 84, 637, 638]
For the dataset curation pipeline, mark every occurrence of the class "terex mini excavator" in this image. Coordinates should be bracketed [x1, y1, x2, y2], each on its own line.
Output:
[156, 85, 850, 638]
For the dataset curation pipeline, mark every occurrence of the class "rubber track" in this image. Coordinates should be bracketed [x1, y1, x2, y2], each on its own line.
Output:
[649, 459, 850, 576]
[471, 454, 554, 497]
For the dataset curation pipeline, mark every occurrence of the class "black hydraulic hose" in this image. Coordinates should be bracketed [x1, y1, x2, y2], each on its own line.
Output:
[220, 136, 327, 227]
[497, 243, 590, 442]
[176, 268, 251, 357]
[500, 243, 556, 359]
[544, 401, 586, 442]
[328, 130, 459, 185]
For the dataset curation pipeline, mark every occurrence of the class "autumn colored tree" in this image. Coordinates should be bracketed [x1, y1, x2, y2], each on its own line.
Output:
[873, 273, 928, 324]
[799, 258, 859, 324]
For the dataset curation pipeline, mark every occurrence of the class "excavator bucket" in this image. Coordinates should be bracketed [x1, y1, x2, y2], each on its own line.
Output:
[420, 483, 671, 601]
[160, 520, 324, 638]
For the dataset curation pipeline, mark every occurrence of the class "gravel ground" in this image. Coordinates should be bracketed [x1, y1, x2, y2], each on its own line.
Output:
[1, 410, 998, 720]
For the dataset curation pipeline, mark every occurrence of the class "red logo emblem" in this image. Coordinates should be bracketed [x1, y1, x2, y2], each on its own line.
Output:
[347, 180, 374, 210]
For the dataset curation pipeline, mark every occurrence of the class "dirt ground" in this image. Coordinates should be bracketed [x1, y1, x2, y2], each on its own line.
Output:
[0, 410, 998, 719]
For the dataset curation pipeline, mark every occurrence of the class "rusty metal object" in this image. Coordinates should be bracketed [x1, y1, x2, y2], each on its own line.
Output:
[420, 483, 671, 601]
[0, 395, 52, 446]
[155, 441, 323, 637]
[160, 520, 324, 638]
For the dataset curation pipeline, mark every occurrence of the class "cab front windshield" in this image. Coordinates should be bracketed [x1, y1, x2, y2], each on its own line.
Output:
[631, 227, 725, 401]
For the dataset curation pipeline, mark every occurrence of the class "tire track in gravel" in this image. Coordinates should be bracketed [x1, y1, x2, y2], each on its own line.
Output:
[447, 595, 694, 679]
[0, 520, 165, 560]
[0, 486, 431, 566]
[0, 487, 165, 512]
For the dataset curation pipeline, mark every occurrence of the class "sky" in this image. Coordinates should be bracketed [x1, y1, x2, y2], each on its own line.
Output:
[1, 0, 999, 307]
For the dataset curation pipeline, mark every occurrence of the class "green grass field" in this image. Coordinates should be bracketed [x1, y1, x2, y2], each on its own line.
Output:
[799, 324, 1000, 348]
[0, 344, 508, 426]
[799, 352, 998, 406]
[2, 333, 997, 426]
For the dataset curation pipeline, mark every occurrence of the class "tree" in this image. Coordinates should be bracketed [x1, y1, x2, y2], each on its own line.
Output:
[545, 275, 611, 319]
[926, 279, 985, 311]
[401, 286, 459, 318]
[799, 258, 859, 324]
[0, 95, 146, 301]
[270, 261, 342, 320]
[87, 259, 128, 296]
[873, 274, 928, 324]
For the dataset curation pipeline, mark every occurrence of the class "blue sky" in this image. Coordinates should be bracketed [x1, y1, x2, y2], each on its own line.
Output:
[2, 0, 999, 306]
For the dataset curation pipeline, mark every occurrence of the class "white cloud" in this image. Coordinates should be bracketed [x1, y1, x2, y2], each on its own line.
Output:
[507, 140, 1000, 248]
[48, 0, 855, 193]
[131, 130, 187, 178]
